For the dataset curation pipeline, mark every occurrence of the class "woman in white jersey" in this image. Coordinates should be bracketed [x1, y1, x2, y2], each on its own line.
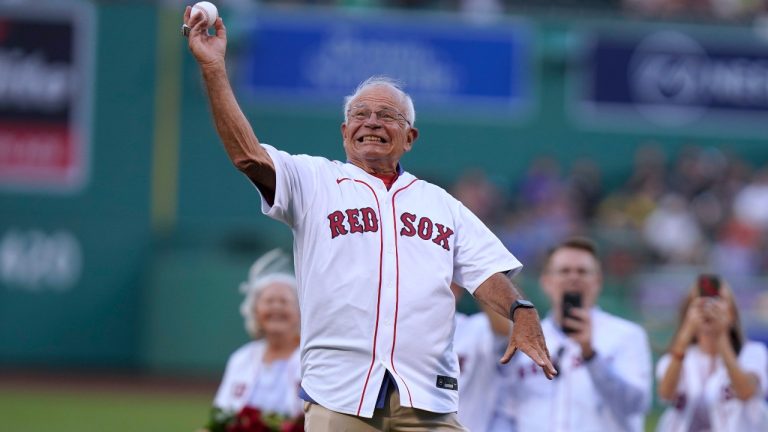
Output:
[656, 274, 768, 432]
[208, 250, 303, 426]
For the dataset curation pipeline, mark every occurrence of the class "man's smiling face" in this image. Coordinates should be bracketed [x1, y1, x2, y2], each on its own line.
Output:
[341, 85, 417, 174]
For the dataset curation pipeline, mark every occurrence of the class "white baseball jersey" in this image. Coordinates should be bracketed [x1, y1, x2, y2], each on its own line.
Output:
[655, 341, 768, 432]
[213, 340, 302, 417]
[258, 144, 521, 418]
[503, 308, 651, 432]
[454, 312, 508, 432]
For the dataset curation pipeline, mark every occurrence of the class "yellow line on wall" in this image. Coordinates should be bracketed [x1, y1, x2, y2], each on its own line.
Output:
[151, 8, 183, 232]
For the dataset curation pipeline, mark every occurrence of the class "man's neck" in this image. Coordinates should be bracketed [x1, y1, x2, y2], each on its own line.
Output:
[348, 157, 399, 176]
[371, 171, 398, 190]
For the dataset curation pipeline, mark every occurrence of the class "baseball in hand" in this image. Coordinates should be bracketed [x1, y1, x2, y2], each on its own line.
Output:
[190, 1, 218, 28]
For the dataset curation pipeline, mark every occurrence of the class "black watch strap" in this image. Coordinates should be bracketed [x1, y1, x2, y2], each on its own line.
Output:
[509, 299, 535, 322]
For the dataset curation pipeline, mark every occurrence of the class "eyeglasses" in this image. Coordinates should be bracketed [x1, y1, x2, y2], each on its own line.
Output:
[549, 267, 595, 277]
[347, 105, 411, 127]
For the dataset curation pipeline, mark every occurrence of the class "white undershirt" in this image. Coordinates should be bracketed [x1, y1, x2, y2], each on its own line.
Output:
[247, 358, 293, 415]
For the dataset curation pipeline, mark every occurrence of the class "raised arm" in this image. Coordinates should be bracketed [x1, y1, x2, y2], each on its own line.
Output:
[184, 7, 276, 203]
[474, 272, 556, 379]
[711, 299, 761, 400]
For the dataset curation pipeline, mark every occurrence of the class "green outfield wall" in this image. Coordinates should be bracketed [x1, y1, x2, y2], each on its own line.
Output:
[1, 1, 766, 375]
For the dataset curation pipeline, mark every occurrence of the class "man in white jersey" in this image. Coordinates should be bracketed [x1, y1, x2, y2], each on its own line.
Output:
[183, 9, 556, 432]
[504, 237, 651, 432]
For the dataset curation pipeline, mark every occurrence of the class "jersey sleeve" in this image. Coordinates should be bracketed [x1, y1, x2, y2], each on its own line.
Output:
[740, 341, 768, 397]
[451, 200, 522, 294]
[258, 144, 319, 227]
[587, 324, 652, 415]
[212, 350, 240, 409]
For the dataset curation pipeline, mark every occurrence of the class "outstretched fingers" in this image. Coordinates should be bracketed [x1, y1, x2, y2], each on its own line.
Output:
[523, 343, 557, 379]
[499, 344, 517, 365]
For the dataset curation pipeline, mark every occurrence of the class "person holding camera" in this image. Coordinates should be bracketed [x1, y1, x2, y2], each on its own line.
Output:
[502, 237, 652, 432]
[655, 275, 768, 432]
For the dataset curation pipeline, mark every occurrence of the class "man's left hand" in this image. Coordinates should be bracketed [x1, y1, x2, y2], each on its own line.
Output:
[500, 308, 557, 379]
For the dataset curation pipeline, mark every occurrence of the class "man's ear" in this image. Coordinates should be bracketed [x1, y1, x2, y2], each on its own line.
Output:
[404, 127, 419, 152]
[341, 122, 352, 150]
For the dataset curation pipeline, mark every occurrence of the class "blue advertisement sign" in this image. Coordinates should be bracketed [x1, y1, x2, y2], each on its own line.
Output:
[576, 29, 768, 130]
[238, 12, 532, 114]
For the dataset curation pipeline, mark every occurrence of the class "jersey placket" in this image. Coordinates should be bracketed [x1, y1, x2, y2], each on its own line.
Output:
[376, 183, 402, 383]
[386, 178, 418, 407]
[375, 178, 416, 408]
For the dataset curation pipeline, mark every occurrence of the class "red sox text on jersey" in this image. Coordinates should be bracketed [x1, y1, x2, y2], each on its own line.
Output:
[327, 208, 454, 251]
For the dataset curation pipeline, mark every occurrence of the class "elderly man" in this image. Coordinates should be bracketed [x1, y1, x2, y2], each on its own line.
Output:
[183, 10, 555, 431]
[504, 237, 652, 432]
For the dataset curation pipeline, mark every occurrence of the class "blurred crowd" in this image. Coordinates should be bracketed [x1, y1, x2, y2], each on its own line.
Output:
[209, 0, 768, 22]
[450, 143, 768, 279]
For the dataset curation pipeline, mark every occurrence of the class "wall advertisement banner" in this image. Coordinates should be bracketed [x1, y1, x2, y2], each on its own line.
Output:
[0, 3, 94, 192]
[238, 11, 533, 116]
[575, 28, 768, 134]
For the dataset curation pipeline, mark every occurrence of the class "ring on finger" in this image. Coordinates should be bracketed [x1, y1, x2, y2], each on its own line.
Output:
[181, 24, 191, 38]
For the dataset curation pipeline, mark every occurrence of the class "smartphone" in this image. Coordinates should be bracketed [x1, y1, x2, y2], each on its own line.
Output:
[698, 274, 721, 297]
[561, 292, 582, 334]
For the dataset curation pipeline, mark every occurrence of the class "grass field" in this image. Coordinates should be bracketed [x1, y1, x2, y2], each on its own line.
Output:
[0, 389, 211, 432]
[0, 377, 662, 432]
[0, 372, 216, 432]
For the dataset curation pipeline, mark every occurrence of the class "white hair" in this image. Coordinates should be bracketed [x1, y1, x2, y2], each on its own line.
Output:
[239, 249, 298, 339]
[343, 76, 416, 126]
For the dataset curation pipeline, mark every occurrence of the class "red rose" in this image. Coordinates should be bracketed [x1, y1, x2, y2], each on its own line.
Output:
[227, 406, 268, 432]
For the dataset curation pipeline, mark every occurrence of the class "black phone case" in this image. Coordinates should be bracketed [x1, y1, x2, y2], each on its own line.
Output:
[562, 292, 582, 334]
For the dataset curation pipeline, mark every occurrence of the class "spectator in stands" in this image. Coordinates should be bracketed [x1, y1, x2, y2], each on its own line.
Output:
[451, 168, 506, 227]
[656, 274, 768, 432]
[733, 165, 768, 233]
[642, 193, 705, 264]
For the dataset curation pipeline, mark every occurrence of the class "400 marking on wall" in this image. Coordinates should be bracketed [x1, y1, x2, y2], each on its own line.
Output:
[0, 228, 82, 291]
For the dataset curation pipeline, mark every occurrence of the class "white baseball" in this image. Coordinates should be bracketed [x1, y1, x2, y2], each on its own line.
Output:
[190, 1, 218, 28]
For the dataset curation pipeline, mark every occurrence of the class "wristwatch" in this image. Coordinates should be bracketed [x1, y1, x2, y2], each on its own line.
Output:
[509, 299, 535, 322]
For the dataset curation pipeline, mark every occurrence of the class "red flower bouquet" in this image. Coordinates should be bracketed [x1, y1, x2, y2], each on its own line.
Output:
[206, 406, 304, 432]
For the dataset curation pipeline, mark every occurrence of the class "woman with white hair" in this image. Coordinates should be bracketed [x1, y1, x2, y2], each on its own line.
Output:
[211, 249, 302, 418]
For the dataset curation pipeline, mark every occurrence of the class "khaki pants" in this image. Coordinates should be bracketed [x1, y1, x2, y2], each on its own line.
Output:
[304, 387, 468, 432]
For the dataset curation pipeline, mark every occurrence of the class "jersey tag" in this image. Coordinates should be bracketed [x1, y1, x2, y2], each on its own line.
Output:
[436, 375, 458, 391]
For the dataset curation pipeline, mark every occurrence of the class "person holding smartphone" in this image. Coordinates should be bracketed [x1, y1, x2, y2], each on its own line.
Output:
[501, 237, 652, 432]
[655, 275, 768, 432]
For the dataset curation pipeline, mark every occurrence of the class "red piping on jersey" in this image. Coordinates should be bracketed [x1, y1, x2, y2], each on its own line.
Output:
[338, 177, 385, 416]
[389, 178, 419, 407]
